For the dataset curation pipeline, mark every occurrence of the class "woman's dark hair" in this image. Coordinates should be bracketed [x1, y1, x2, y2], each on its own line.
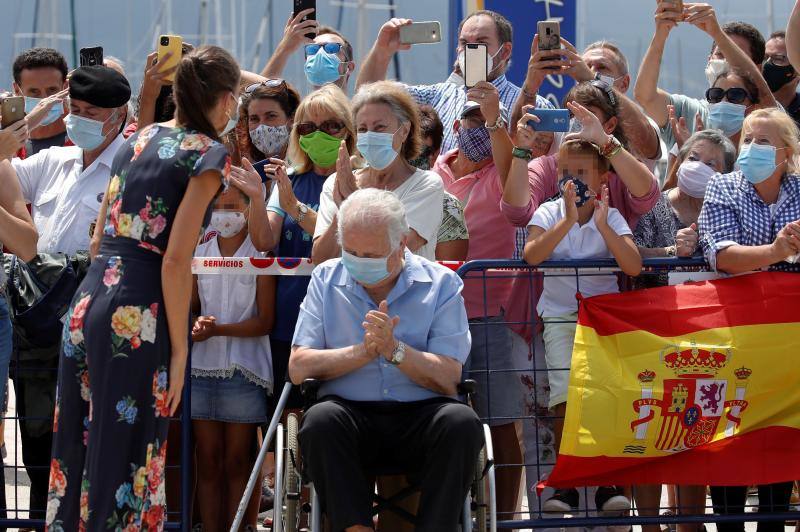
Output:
[564, 81, 630, 151]
[173, 45, 240, 140]
[418, 104, 444, 154]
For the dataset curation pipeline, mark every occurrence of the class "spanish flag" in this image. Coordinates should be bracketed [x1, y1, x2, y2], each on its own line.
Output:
[547, 271, 800, 487]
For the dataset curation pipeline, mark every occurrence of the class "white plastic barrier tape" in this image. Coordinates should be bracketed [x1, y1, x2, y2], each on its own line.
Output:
[191, 257, 466, 276]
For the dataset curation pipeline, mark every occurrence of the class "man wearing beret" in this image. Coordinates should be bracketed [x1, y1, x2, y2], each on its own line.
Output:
[4, 65, 130, 256]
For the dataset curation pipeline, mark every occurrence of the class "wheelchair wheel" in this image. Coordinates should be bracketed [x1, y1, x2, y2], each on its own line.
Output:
[284, 413, 301, 532]
[472, 445, 487, 532]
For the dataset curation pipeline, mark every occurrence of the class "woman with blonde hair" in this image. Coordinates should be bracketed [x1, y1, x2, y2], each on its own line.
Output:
[233, 83, 357, 411]
[699, 106, 800, 531]
[312, 80, 444, 263]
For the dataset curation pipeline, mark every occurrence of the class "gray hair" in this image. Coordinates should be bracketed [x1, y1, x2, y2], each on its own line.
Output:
[584, 40, 629, 76]
[337, 188, 409, 250]
[678, 129, 737, 173]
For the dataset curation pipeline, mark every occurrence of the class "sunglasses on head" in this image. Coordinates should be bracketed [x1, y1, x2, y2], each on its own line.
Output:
[705, 87, 752, 105]
[304, 42, 343, 57]
[245, 78, 287, 94]
[296, 119, 346, 136]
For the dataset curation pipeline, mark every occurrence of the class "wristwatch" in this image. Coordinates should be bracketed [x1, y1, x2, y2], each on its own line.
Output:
[512, 146, 533, 161]
[485, 115, 505, 132]
[296, 202, 309, 223]
[390, 341, 406, 366]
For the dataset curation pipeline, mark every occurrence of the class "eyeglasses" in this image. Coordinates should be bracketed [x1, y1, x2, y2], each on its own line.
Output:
[705, 87, 752, 105]
[245, 78, 287, 94]
[766, 54, 791, 67]
[296, 119, 346, 136]
[304, 42, 342, 57]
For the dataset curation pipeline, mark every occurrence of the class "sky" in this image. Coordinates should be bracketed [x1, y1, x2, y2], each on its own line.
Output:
[0, 0, 795, 100]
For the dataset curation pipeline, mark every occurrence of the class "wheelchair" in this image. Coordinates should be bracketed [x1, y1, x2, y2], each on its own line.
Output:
[270, 379, 497, 532]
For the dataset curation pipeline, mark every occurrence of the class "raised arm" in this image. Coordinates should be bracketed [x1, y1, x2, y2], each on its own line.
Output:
[356, 18, 412, 89]
[467, 81, 513, 184]
[138, 51, 178, 129]
[685, 3, 777, 109]
[0, 160, 37, 261]
[633, 1, 682, 127]
[261, 9, 319, 79]
[788, 0, 800, 71]
[162, 170, 222, 415]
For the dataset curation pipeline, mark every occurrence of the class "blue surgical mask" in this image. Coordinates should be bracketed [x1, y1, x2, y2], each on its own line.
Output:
[25, 96, 63, 127]
[304, 49, 343, 87]
[357, 129, 400, 170]
[707, 101, 745, 136]
[737, 143, 785, 185]
[64, 112, 114, 150]
[341, 249, 392, 285]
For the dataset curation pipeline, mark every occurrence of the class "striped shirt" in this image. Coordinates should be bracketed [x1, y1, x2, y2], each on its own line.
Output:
[405, 74, 553, 152]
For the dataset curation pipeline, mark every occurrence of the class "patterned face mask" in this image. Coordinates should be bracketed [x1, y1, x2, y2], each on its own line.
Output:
[456, 124, 492, 162]
[249, 123, 290, 158]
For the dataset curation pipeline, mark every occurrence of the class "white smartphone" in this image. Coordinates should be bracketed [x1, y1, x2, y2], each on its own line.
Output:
[399, 21, 442, 45]
[464, 43, 488, 88]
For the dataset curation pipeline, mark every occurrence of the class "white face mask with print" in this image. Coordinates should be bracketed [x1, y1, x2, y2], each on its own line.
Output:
[210, 210, 247, 238]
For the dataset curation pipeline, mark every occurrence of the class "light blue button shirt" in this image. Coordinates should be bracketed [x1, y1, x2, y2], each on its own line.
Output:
[292, 250, 471, 402]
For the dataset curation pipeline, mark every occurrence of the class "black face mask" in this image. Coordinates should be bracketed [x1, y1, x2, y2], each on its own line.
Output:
[763, 61, 797, 92]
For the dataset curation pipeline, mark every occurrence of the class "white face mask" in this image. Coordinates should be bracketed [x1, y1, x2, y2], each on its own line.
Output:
[210, 210, 247, 238]
[705, 59, 728, 87]
[677, 159, 717, 198]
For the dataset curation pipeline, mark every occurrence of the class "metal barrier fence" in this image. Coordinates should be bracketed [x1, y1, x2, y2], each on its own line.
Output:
[1, 342, 193, 530]
[457, 257, 800, 531]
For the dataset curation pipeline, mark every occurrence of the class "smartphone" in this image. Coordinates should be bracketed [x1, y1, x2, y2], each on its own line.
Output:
[464, 43, 488, 89]
[79, 46, 103, 67]
[399, 21, 442, 45]
[253, 158, 272, 183]
[1, 96, 25, 129]
[157, 35, 183, 83]
[528, 109, 570, 132]
[293, 0, 317, 40]
[537, 20, 562, 69]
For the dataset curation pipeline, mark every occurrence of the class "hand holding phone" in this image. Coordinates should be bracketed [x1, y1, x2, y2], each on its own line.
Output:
[1, 96, 25, 129]
[293, 0, 317, 40]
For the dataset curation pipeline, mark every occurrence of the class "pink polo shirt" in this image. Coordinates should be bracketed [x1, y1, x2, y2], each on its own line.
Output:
[433, 149, 516, 319]
[500, 154, 660, 230]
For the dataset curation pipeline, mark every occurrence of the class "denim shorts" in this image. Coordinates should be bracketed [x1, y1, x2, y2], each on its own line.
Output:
[191, 370, 270, 424]
[464, 316, 520, 426]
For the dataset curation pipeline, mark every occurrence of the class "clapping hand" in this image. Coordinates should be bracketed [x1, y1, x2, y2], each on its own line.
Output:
[333, 140, 358, 207]
[229, 158, 266, 202]
[593, 185, 611, 230]
[363, 300, 401, 360]
[562, 179, 579, 223]
[191, 316, 217, 342]
[675, 223, 699, 257]
[270, 158, 299, 213]
[773, 221, 800, 260]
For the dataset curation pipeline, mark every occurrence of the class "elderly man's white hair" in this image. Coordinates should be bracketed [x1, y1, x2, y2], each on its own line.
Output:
[337, 189, 410, 250]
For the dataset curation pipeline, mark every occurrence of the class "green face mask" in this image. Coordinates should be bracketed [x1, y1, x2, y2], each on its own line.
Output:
[299, 130, 341, 168]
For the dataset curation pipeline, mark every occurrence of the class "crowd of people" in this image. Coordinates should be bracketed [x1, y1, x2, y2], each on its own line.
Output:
[0, 1, 800, 531]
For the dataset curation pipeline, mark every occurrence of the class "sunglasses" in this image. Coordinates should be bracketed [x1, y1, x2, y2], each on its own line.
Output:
[245, 78, 287, 94]
[296, 119, 346, 136]
[304, 42, 342, 57]
[705, 87, 752, 105]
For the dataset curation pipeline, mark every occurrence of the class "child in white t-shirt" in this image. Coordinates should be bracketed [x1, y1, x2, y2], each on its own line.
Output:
[524, 139, 642, 513]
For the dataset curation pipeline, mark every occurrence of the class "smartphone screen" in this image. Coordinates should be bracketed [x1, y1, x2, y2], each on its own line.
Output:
[464, 43, 488, 88]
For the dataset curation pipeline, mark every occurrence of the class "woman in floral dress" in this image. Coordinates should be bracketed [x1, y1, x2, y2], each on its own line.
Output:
[46, 46, 241, 532]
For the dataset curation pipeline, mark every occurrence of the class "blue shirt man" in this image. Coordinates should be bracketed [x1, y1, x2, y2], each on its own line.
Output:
[290, 188, 481, 531]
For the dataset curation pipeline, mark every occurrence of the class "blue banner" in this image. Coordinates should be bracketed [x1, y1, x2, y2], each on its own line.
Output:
[482, 0, 578, 108]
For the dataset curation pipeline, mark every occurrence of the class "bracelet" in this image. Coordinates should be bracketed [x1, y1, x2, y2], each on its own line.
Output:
[521, 86, 538, 100]
[665, 245, 677, 257]
[485, 115, 505, 132]
[512, 146, 533, 161]
[599, 135, 623, 159]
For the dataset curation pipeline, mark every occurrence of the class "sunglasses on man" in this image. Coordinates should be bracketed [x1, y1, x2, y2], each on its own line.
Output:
[304, 43, 343, 57]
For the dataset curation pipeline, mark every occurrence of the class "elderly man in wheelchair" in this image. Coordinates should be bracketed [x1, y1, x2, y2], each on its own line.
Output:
[288, 188, 484, 532]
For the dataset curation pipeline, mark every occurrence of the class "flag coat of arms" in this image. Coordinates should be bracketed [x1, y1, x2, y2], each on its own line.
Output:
[547, 272, 800, 487]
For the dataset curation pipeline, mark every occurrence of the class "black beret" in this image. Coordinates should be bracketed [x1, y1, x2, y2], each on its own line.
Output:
[69, 65, 131, 108]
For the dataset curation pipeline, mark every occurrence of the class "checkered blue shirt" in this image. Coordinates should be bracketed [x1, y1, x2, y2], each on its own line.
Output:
[698, 171, 800, 272]
[406, 74, 553, 152]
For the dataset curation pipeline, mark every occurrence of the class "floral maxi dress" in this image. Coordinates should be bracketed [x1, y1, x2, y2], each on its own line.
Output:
[46, 125, 230, 531]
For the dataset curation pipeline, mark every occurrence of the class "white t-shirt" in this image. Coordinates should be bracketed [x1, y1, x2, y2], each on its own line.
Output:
[529, 198, 633, 317]
[314, 169, 444, 261]
[192, 234, 273, 391]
